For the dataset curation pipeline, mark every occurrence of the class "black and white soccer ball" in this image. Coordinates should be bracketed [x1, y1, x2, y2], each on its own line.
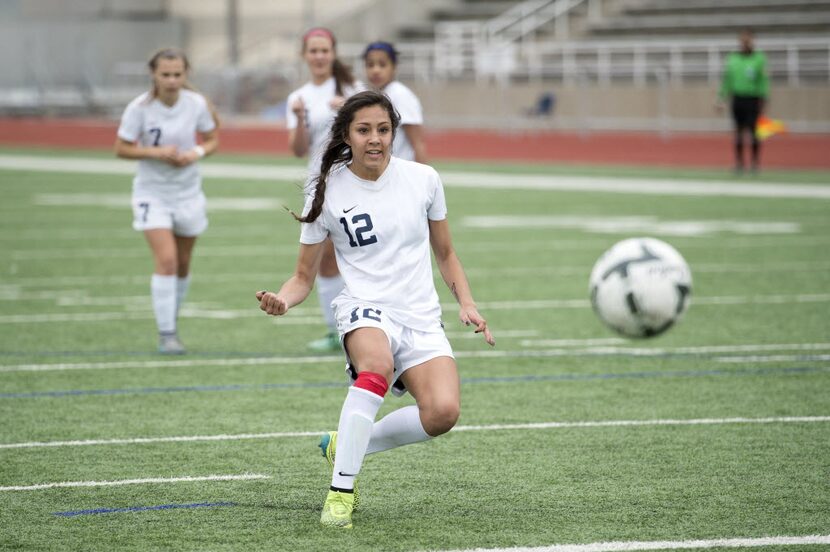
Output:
[589, 237, 692, 338]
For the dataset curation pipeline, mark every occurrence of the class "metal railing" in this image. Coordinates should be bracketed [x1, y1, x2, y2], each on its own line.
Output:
[337, 36, 830, 84]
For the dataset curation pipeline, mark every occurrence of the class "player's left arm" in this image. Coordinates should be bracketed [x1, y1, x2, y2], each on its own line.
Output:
[177, 128, 219, 166]
[429, 218, 495, 346]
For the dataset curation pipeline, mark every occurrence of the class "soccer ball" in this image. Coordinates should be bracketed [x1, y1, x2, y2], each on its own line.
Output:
[589, 237, 692, 338]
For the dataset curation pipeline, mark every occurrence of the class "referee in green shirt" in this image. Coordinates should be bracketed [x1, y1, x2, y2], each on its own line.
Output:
[718, 29, 769, 174]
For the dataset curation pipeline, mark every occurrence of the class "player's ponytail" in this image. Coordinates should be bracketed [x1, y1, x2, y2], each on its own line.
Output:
[294, 90, 400, 224]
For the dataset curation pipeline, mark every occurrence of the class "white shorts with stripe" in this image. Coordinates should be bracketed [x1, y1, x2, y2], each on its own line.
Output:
[333, 298, 454, 396]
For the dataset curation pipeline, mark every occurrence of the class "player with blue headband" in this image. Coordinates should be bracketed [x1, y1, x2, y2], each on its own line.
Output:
[363, 41, 427, 163]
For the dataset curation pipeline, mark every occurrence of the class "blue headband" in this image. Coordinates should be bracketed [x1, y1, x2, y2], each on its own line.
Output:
[363, 41, 397, 64]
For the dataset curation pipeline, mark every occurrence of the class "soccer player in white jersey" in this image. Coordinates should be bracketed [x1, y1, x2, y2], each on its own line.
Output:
[257, 91, 494, 529]
[286, 28, 363, 353]
[115, 48, 219, 354]
[363, 41, 427, 163]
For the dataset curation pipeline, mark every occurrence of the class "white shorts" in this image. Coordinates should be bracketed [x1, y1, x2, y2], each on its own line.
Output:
[334, 299, 454, 397]
[131, 192, 208, 237]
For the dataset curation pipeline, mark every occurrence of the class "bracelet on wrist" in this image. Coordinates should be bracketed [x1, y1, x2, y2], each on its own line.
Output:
[193, 145, 206, 158]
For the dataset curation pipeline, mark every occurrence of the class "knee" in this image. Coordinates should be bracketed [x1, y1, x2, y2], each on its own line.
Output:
[421, 400, 460, 437]
[156, 256, 177, 275]
[176, 255, 191, 275]
[357, 362, 394, 385]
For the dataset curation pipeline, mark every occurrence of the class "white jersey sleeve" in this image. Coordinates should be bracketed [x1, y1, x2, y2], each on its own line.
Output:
[427, 167, 447, 220]
[196, 97, 216, 133]
[299, 193, 329, 244]
[387, 81, 423, 126]
[117, 94, 148, 143]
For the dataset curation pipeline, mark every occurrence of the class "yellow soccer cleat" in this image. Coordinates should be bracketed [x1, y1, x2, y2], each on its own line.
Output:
[320, 490, 354, 529]
[319, 431, 360, 510]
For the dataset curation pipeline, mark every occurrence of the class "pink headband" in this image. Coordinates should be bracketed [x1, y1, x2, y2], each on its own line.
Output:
[302, 28, 336, 45]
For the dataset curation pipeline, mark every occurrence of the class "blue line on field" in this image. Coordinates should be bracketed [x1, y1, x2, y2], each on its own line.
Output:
[2, 365, 827, 400]
[53, 501, 236, 517]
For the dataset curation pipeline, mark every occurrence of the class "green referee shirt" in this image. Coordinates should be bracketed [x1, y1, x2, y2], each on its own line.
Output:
[720, 50, 769, 99]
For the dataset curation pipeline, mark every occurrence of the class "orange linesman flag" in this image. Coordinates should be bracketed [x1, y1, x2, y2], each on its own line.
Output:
[756, 115, 787, 141]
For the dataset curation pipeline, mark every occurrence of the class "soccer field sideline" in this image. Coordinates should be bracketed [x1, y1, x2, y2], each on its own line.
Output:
[1, 153, 830, 199]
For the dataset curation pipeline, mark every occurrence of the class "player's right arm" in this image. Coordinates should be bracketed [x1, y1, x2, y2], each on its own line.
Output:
[288, 95, 310, 158]
[257, 241, 324, 316]
[114, 138, 179, 164]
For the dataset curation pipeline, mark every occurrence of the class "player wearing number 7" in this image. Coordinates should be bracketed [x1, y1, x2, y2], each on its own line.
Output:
[115, 48, 219, 355]
[256, 90, 494, 529]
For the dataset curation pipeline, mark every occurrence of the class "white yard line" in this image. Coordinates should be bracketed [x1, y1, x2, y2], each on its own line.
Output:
[431, 534, 830, 552]
[0, 293, 827, 324]
[1, 342, 828, 373]
[1, 416, 827, 450]
[2, 261, 829, 291]
[2, 154, 829, 199]
[519, 342, 830, 354]
[716, 354, 830, 363]
[0, 473, 270, 492]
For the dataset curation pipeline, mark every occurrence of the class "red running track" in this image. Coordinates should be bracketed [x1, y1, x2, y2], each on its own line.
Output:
[0, 117, 828, 169]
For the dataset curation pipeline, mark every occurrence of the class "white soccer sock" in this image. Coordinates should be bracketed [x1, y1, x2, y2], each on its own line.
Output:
[151, 274, 177, 334]
[316, 274, 344, 333]
[331, 386, 384, 490]
[176, 275, 191, 316]
[366, 405, 431, 455]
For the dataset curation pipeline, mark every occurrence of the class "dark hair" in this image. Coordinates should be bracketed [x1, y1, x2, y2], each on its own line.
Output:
[296, 90, 401, 223]
[363, 41, 398, 65]
[301, 27, 355, 96]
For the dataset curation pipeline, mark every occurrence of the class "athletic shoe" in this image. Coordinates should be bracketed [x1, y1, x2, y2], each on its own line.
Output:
[158, 333, 185, 355]
[320, 490, 354, 529]
[319, 431, 360, 510]
[308, 332, 340, 353]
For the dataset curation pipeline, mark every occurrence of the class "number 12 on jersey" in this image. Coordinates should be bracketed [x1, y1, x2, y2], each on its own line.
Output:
[339, 213, 378, 247]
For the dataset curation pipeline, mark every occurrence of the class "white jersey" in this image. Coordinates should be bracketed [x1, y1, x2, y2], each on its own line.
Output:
[299, 157, 448, 330]
[382, 80, 424, 161]
[285, 77, 363, 175]
[117, 89, 216, 198]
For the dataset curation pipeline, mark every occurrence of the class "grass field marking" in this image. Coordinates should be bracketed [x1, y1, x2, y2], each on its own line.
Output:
[0, 473, 271, 492]
[452, 416, 830, 433]
[0, 431, 323, 449]
[2, 342, 829, 373]
[3, 293, 827, 325]
[4, 260, 830, 291]
[462, 215, 801, 237]
[436, 534, 830, 552]
[465, 260, 830, 278]
[445, 329, 542, 339]
[519, 342, 830, 354]
[3, 153, 830, 198]
[0, 354, 338, 373]
[2, 416, 827, 451]
[716, 354, 830, 363]
[34, 193, 285, 211]
[10, 244, 298, 261]
[1, 294, 828, 324]
[53, 501, 236, 517]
